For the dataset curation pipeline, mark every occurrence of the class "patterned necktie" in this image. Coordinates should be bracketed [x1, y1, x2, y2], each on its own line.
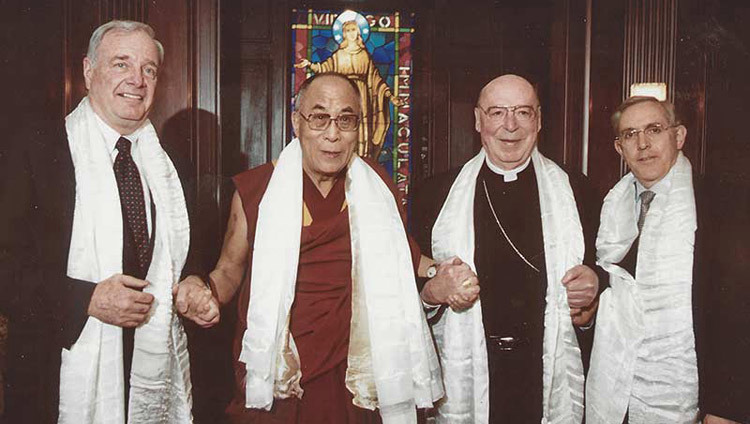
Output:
[637, 190, 656, 232]
[114, 137, 150, 272]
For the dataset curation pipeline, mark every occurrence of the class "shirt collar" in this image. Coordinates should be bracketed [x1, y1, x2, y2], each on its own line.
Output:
[485, 155, 532, 182]
[92, 112, 142, 154]
[634, 163, 675, 199]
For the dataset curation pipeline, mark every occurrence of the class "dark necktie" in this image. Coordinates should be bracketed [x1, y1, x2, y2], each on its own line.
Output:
[637, 190, 656, 232]
[113, 137, 150, 272]
[617, 190, 656, 276]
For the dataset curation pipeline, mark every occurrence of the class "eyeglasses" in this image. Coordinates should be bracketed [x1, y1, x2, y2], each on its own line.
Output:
[298, 112, 360, 132]
[615, 123, 676, 144]
[476, 105, 539, 123]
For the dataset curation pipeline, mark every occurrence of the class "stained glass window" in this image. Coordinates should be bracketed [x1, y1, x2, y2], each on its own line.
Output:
[292, 9, 415, 205]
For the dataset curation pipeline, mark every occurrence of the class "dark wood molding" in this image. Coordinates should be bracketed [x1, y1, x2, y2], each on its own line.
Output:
[586, 0, 626, 198]
[548, 0, 587, 172]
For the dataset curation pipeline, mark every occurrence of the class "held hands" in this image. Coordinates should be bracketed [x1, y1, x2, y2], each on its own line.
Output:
[87, 274, 154, 328]
[562, 264, 599, 326]
[421, 257, 480, 312]
[173, 275, 220, 328]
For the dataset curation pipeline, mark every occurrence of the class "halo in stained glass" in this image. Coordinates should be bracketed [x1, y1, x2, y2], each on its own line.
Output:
[332, 10, 370, 43]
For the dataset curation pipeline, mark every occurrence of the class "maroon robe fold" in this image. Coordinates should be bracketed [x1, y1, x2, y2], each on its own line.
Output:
[226, 160, 419, 424]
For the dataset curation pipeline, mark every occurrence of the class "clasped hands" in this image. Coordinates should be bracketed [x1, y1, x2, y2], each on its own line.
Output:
[420, 257, 480, 312]
[87, 274, 220, 328]
[173, 275, 220, 328]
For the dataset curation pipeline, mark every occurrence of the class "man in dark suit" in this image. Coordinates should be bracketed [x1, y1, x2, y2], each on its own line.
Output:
[587, 96, 750, 424]
[0, 20, 216, 423]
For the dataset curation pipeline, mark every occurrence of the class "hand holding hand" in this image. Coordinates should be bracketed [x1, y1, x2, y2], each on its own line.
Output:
[446, 277, 480, 312]
[87, 274, 154, 327]
[173, 275, 220, 328]
[421, 257, 480, 311]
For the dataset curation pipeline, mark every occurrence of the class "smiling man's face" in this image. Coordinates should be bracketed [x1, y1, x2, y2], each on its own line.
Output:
[83, 29, 160, 135]
[614, 100, 686, 188]
[474, 75, 542, 170]
[292, 75, 360, 184]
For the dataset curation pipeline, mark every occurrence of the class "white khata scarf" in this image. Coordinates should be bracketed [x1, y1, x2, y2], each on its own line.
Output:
[431, 147, 585, 424]
[61, 98, 192, 424]
[239, 138, 444, 423]
[586, 152, 698, 424]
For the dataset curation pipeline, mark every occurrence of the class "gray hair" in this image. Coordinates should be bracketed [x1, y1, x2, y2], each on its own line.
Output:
[611, 96, 678, 133]
[86, 20, 164, 65]
[293, 72, 360, 111]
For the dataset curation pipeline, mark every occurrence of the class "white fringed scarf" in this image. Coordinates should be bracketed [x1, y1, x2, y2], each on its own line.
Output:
[586, 153, 698, 424]
[60, 98, 192, 424]
[431, 147, 585, 424]
[239, 139, 444, 423]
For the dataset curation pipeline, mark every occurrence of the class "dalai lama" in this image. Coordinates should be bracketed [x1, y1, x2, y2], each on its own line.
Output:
[176, 72, 456, 423]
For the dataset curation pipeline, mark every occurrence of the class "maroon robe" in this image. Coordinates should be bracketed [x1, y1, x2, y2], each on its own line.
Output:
[226, 160, 420, 424]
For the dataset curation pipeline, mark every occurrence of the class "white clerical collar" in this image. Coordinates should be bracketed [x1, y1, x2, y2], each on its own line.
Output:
[485, 156, 532, 182]
[92, 111, 143, 156]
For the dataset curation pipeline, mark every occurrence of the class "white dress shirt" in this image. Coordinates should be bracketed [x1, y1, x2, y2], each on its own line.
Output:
[93, 113, 152, 236]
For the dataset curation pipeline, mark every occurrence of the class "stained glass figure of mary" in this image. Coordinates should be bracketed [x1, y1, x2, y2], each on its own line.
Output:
[295, 10, 403, 159]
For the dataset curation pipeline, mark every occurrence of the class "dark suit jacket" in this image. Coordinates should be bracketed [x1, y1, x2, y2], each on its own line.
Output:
[0, 121, 89, 423]
[694, 177, 750, 423]
[0, 120, 201, 424]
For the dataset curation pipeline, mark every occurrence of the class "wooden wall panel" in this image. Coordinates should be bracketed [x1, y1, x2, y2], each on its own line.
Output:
[62, 0, 100, 114]
[422, 2, 450, 177]
[222, 0, 288, 177]
[2, 2, 65, 128]
[697, 2, 750, 185]
[268, 2, 291, 163]
[97, 0, 148, 21]
[547, 0, 588, 171]
[148, 1, 191, 136]
[674, 0, 709, 176]
[240, 0, 271, 41]
[622, 0, 678, 103]
[240, 61, 271, 168]
[586, 0, 626, 198]
[409, 6, 434, 186]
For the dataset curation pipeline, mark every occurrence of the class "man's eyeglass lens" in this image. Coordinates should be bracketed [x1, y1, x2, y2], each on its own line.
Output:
[302, 113, 360, 131]
[617, 124, 672, 143]
[481, 105, 537, 123]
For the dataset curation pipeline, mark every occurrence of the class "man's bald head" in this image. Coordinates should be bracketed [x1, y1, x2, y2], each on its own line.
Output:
[477, 74, 540, 109]
[474, 74, 542, 170]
